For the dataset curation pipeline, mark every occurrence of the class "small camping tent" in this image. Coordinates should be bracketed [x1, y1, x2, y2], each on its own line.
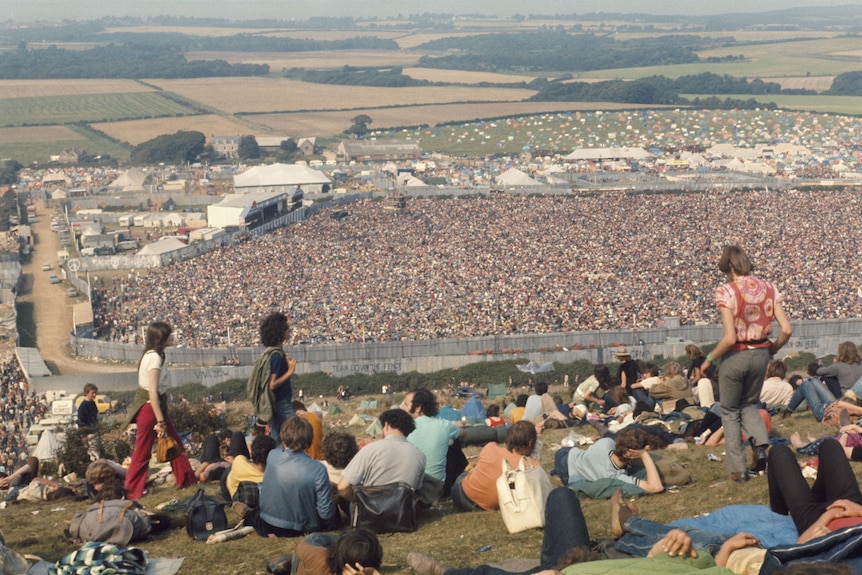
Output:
[460, 396, 487, 424]
[365, 418, 383, 437]
[32, 429, 63, 461]
[327, 403, 344, 416]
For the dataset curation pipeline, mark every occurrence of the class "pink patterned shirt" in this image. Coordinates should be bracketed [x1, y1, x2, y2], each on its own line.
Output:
[715, 276, 781, 343]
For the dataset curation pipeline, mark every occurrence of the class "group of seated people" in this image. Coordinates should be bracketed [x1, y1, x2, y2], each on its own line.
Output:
[6, 345, 862, 575]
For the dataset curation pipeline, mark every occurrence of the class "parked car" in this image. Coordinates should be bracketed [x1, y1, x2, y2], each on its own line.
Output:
[48, 274, 60, 284]
[74, 394, 117, 414]
[42, 263, 52, 271]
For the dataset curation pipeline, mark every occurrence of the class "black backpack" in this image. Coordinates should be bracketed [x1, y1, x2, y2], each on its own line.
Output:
[186, 488, 228, 540]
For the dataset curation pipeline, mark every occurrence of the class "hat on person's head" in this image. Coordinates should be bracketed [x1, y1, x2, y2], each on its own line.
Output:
[615, 346, 631, 359]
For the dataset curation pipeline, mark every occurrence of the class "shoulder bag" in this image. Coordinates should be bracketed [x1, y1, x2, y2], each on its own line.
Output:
[496, 456, 552, 534]
[350, 482, 417, 534]
[186, 488, 228, 540]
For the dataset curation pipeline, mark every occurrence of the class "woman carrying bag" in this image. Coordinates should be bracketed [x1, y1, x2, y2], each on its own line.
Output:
[124, 321, 197, 500]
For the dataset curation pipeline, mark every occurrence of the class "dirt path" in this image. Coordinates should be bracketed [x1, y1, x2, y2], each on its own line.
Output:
[17, 201, 133, 375]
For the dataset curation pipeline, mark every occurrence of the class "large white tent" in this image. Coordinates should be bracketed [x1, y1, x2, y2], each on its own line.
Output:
[563, 147, 652, 162]
[234, 163, 331, 194]
[495, 168, 542, 187]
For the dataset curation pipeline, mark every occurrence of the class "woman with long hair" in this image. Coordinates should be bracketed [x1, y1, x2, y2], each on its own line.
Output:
[818, 341, 862, 397]
[124, 321, 196, 499]
[700, 245, 792, 483]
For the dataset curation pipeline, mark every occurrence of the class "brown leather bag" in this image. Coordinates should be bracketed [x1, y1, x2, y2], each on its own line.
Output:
[156, 435, 181, 462]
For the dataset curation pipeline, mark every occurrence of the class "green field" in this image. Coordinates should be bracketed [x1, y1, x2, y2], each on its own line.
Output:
[0, 125, 131, 164]
[680, 94, 862, 115]
[0, 92, 201, 128]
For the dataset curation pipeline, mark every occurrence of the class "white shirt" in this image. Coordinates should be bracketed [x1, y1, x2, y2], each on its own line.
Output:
[138, 351, 167, 390]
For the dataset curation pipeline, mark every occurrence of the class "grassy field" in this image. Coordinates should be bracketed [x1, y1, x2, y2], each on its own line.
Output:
[0, 79, 155, 99]
[0, 92, 201, 128]
[679, 94, 862, 116]
[183, 50, 426, 71]
[147, 78, 536, 114]
[0, 390, 851, 575]
[244, 102, 646, 141]
[0, 124, 130, 164]
[95, 114, 265, 146]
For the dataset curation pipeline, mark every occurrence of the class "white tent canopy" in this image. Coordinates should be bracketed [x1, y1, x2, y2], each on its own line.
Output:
[234, 163, 331, 194]
[32, 429, 63, 461]
[496, 168, 542, 186]
[136, 237, 187, 256]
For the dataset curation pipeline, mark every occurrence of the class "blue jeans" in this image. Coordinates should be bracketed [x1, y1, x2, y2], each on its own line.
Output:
[850, 374, 862, 399]
[450, 472, 480, 512]
[615, 515, 728, 557]
[444, 487, 590, 575]
[787, 378, 836, 422]
[553, 447, 572, 486]
[270, 399, 295, 442]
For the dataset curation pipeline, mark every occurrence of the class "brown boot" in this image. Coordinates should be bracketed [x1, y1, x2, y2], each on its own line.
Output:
[407, 552, 451, 575]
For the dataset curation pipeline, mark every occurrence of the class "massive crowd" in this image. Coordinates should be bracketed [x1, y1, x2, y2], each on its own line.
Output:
[90, 188, 862, 348]
[0, 354, 46, 473]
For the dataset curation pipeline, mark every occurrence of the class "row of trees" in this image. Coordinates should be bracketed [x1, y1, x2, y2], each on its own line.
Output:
[287, 66, 433, 87]
[416, 31, 703, 73]
[0, 44, 269, 79]
[527, 72, 815, 105]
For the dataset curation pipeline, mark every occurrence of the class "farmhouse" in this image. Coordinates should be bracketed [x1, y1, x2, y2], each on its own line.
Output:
[337, 139, 422, 162]
[58, 148, 86, 164]
[211, 135, 241, 159]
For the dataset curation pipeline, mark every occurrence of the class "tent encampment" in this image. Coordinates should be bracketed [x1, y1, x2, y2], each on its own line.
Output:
[327, 404, 344, 415]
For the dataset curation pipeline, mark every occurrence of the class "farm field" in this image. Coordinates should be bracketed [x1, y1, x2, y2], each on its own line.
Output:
[680, 93, 862, 116]
[579, 37, 862, 81]
[402, 68, 537, 85]
[0, 79, 155, 99]
[0, 125, 130, 163]
[94, 114, 262, 146]
[184, 50, 426, 71]
[0, 92, 201, 128]
[770, 76, 835, 92]
[0, 125, 83, 144]
[147, 77, 537, 114]
[246, 101, 651, 143]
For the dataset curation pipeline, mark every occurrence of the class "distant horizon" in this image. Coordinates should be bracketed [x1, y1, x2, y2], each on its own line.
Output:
[2, 0, 857, 23]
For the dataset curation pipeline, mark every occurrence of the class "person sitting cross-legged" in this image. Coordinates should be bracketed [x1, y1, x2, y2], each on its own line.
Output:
[244, 417, 337, 537]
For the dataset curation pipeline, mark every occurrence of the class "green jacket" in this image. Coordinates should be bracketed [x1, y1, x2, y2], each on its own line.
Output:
[247, 347, 283, 422]
[124, 386, 168, 429]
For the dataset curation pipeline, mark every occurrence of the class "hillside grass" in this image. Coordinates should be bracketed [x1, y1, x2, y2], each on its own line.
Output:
[1, 388, 853, 575]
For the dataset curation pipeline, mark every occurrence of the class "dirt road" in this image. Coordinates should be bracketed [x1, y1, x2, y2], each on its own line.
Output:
[17, 200, 133, 375]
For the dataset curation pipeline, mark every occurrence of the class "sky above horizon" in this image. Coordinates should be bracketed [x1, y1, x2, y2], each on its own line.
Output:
[2, 0, 856, 22]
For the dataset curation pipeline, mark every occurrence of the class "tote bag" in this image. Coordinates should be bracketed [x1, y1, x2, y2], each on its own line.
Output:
[496, 456, 552, 534]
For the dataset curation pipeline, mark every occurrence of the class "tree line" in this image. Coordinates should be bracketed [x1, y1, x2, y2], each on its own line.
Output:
[0, 44, 269, 79]
[416, 31, 704, 73]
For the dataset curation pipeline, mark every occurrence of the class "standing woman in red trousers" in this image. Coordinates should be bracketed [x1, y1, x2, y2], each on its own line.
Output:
[124, 321, 196, 499]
